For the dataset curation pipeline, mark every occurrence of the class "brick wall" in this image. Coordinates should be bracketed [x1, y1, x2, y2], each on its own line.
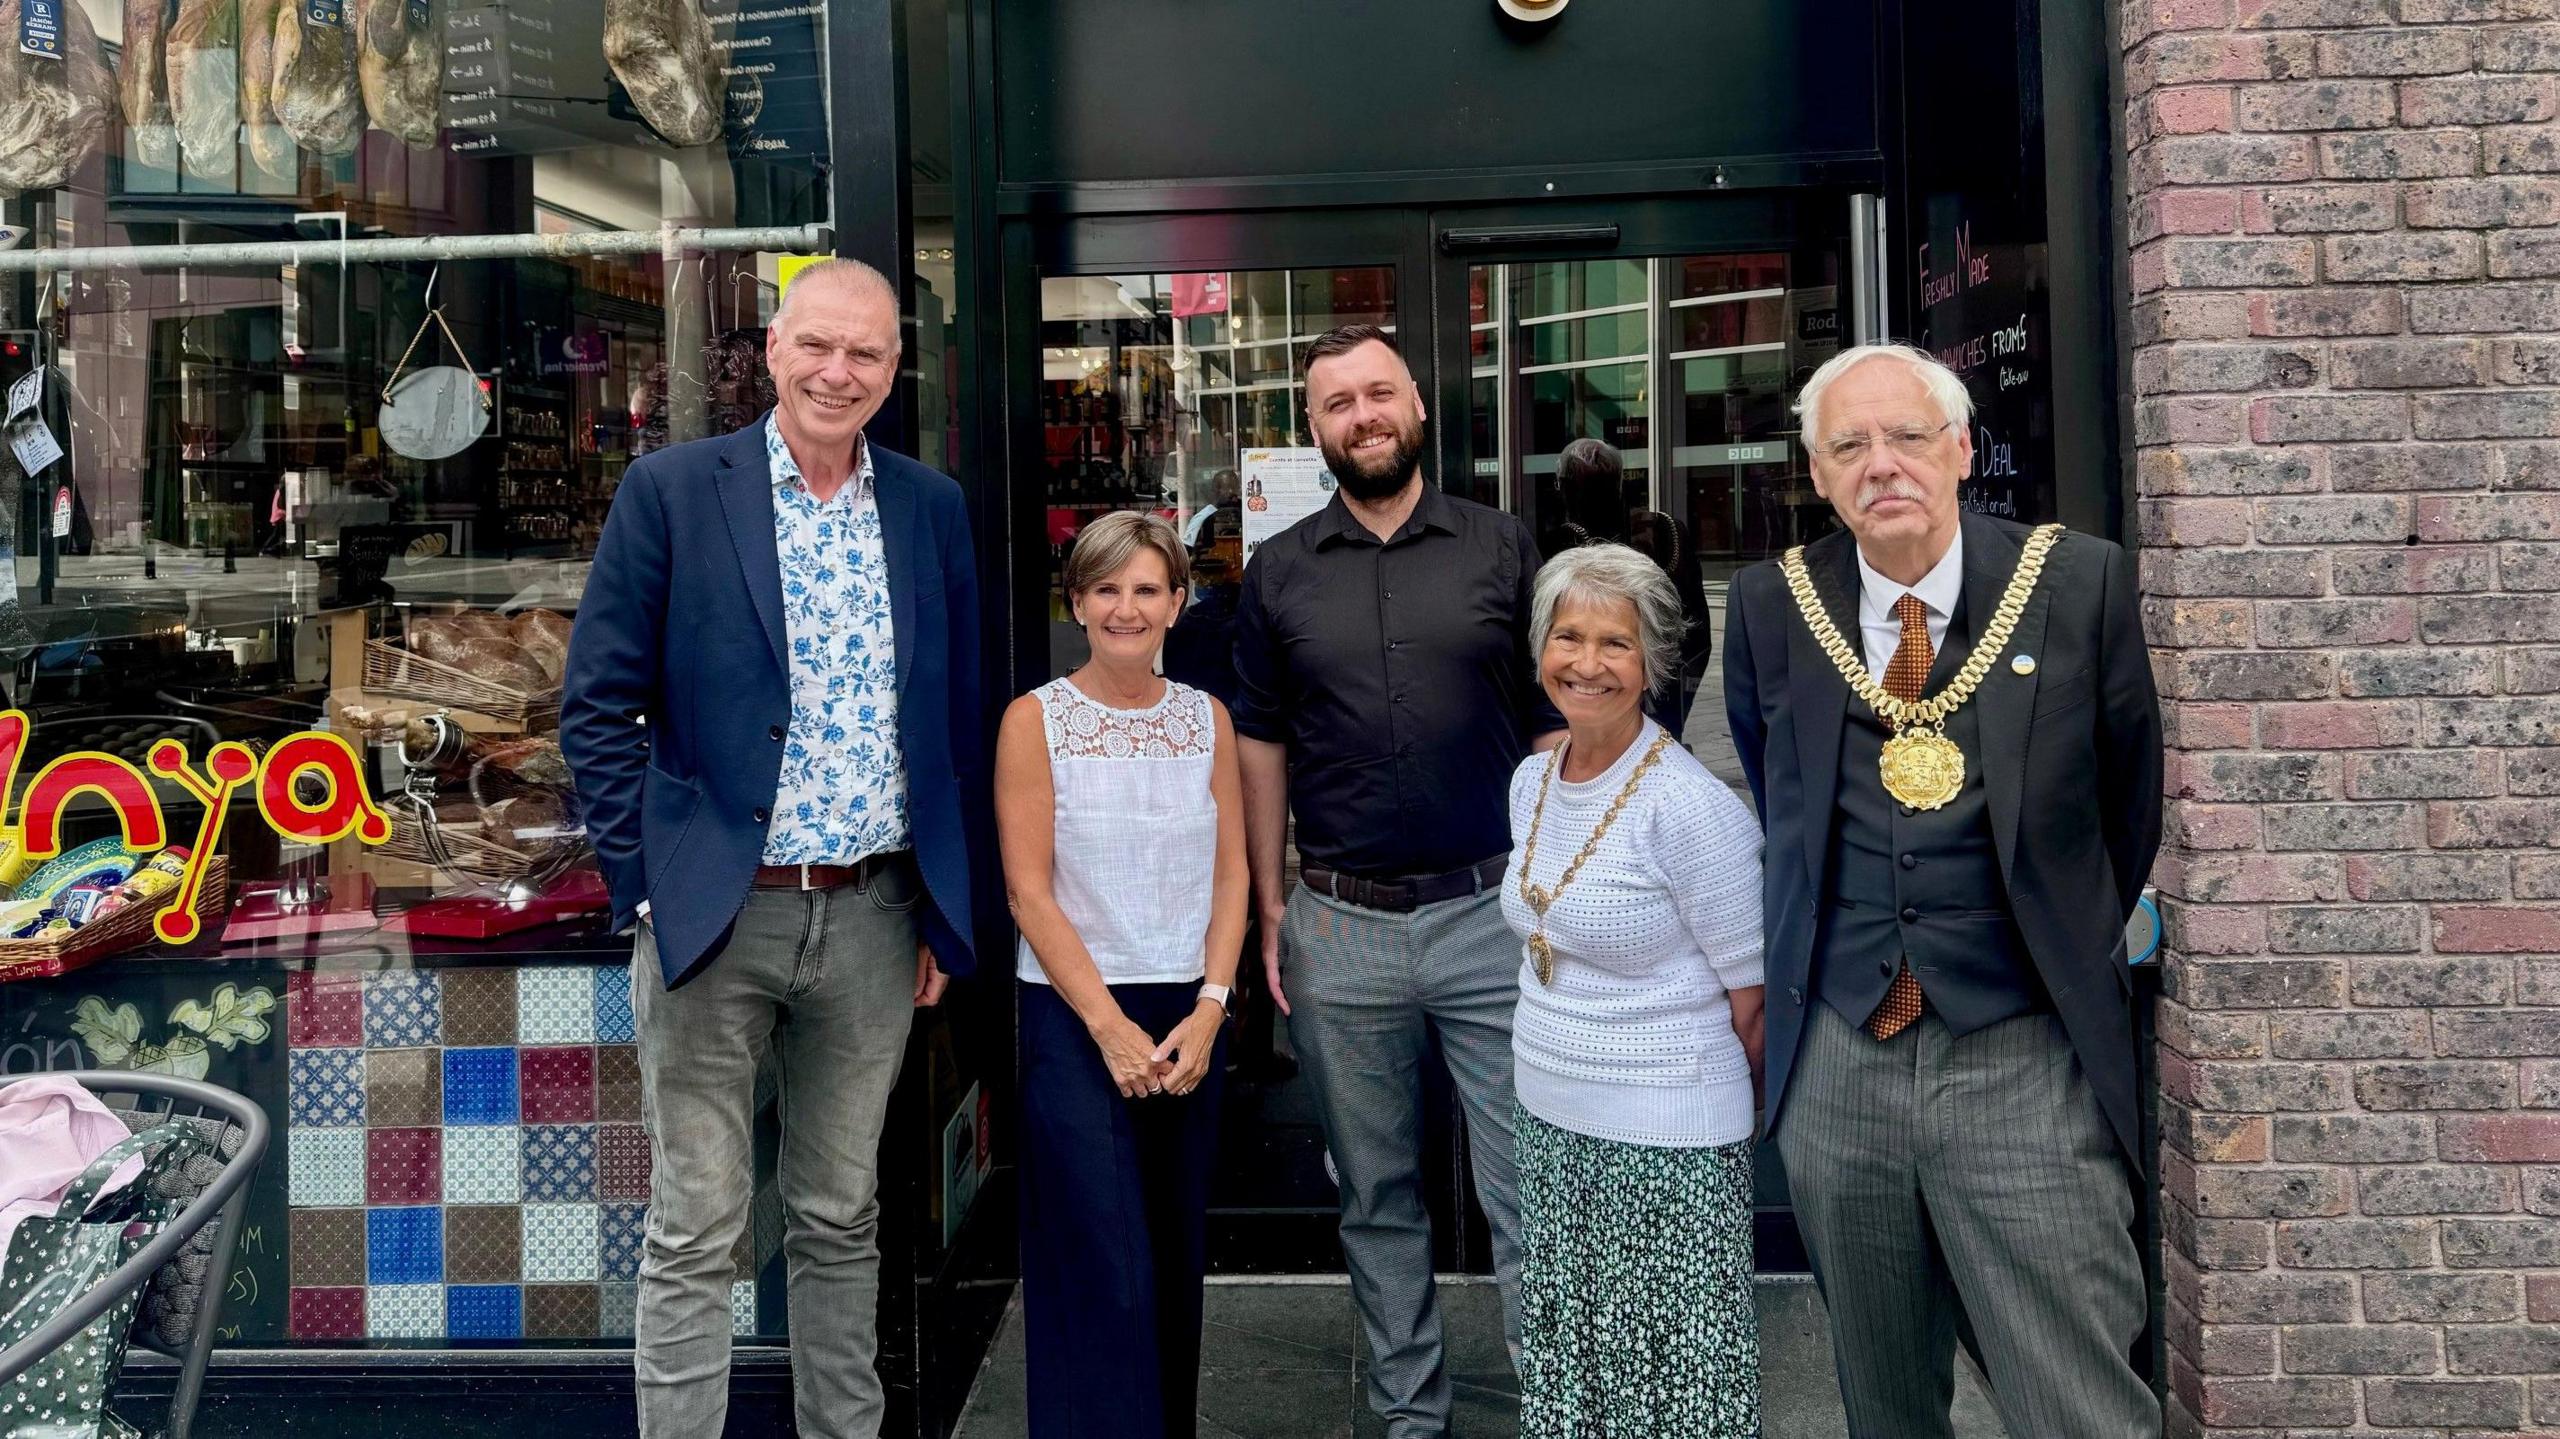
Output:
[2125, 0, 2560, 1433]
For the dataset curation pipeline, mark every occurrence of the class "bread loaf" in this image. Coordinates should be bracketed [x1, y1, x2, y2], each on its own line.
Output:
[409, 618, 554, 693]
[436, 609, 502, 640]
[508, 609, 572, 680]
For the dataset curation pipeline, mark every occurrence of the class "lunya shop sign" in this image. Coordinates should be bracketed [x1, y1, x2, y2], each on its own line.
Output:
[0, 712, 390, 945]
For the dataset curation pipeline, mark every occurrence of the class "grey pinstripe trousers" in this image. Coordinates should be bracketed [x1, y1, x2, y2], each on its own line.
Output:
[1286, 884, 1524, 1439]
[1775, 1001, 2159, 1439]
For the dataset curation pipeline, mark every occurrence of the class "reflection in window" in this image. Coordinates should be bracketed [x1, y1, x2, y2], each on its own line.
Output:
[0, 0, 839, 1348]
[1467, 249, 1844, 579]
[1032, 267, 1395, 679]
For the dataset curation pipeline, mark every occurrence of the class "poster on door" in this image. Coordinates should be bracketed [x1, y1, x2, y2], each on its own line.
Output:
[1239, 448, 1337, 566]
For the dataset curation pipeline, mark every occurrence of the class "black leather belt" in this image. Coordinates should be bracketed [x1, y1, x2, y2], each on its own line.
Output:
[1300, 855, 1508, 914]
[750, 851, 911, 891]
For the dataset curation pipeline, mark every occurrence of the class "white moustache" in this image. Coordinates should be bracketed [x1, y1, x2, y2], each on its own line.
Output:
[1859, 480, 1924, 512]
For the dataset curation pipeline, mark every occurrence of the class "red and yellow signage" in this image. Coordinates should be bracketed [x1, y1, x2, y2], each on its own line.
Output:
[0, 711, 391, 944]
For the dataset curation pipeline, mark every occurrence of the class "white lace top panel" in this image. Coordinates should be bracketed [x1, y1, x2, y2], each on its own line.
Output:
[1017, 677, 1219, 986]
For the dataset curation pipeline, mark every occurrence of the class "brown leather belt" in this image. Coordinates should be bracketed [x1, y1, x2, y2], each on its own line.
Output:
[750, 851, 911, 891]
[1300, 855, 1508, 913]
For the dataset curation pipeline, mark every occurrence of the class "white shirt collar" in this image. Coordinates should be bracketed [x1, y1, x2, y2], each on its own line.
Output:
[1855, 528, 1965, 626]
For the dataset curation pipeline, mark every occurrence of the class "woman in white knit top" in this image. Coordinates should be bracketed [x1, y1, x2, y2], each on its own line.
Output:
[1502, 542, 1766, 1437]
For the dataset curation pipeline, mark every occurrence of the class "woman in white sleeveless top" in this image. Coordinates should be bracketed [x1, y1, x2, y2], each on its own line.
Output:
[994, 510, 1246, 1439]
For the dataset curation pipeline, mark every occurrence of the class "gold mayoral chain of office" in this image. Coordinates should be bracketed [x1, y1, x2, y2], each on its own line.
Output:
[1517, 729, 1677, 987]
[1777, 522, 2066, 812]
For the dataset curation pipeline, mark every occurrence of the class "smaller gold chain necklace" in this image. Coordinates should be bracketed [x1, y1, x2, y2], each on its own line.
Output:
[1517, 729, 1676, 986]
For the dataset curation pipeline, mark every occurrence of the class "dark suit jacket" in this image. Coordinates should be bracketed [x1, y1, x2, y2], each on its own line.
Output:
[561, 416, 985, 989]
[1723, 512, 2162, 1167]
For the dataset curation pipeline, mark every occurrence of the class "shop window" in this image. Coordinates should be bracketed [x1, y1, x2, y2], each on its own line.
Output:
[0, 0, 836, 1350]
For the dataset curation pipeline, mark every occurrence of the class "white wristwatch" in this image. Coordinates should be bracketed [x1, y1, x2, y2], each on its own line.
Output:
[1198, 982, 1234, 1016]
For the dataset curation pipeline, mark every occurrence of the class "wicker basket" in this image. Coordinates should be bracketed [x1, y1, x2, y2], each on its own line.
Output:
[364, 639, 561, 726]
[382, 810, 543, 884]
[0, 858, 234, 984]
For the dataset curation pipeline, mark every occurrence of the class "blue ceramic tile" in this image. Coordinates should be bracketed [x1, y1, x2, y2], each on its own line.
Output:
[290, 1048, 366, 1129]
[523, 1125, 598, 1203]
[593, 966, 636, 1045]
[443, 1048, 520, 1126]
[446, 1284, 522, 1340]
[366, 1207, 444, 1286]
[364, 971, 443, 1049]
[601, 1203, 647, 1281]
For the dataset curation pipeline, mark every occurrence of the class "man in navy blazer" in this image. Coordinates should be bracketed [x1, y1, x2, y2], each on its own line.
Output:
[562, 258, 983, 1439]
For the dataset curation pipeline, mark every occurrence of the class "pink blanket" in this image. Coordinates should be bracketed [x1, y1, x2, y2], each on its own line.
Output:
[0, 1076, 145, 1252]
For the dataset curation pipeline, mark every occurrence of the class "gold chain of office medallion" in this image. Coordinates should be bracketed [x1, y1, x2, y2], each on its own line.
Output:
[1775, 523, 2064, 811]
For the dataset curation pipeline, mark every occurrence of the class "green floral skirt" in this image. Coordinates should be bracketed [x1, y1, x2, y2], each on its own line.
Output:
[1516, 1107, 1760, 1438]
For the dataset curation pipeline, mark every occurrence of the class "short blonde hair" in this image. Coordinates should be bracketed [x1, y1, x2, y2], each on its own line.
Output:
[1064, 510, 1190, 600]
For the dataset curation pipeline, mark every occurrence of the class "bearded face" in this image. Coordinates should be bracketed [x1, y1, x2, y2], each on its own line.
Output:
[1305, 338, 1431, 502]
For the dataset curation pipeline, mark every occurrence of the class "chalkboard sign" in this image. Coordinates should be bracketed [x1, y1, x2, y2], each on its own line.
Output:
[0, 964, 293, 1342]
[1913, 221, 2054, 523]
[1900, 0, 2059, 524]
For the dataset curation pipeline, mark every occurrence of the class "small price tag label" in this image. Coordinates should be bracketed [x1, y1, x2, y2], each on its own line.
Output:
[15, 420, 63, 478]
[48, 484, 70, 538]
[17, 0, 60, 59]
[304, 0, 343, 26]
[5, 368, 38, 421]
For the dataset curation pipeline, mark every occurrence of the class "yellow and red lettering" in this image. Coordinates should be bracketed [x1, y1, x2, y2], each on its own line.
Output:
[255, 733, 392, 846]
[148, 740, 261, 944]
[20, 754, 168, 858]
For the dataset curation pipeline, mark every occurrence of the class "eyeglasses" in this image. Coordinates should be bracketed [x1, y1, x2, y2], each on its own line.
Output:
[1813, 420, 1953, 467]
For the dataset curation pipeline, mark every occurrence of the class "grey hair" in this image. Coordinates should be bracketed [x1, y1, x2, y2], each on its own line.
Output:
[773, 258, 899, 330]
[1064, 509, 1191, 603]
[1530, 543, 1686, 697]
[1791, 343, 1974, 456]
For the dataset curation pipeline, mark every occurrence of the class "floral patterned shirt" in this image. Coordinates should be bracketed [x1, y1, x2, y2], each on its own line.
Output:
[761, 415, 910, 864]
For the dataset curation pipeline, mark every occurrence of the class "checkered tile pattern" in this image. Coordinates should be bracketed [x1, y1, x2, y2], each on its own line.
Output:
[285, 964, 763, 1342]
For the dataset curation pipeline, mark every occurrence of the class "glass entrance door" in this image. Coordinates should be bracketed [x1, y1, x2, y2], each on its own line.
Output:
[1002, 194, 1867, 1274]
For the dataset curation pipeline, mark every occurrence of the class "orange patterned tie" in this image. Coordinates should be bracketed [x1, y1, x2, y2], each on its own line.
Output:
[1866, 594, 1933, 1041]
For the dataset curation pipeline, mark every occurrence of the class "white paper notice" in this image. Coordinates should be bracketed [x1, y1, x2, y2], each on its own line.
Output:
[47, 485, 68, 538]
[12, 418, 62, 476]
[6, 368, 39, 421]
[1239, 447, 1338, 567]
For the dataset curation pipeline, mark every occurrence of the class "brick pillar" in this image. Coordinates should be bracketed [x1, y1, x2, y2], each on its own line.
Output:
[2126, 1, 2560, 1433]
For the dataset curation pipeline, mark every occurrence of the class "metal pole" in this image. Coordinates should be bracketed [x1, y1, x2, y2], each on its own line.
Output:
[1848, 194, 1889, 346]
[0, 224, 834, 273]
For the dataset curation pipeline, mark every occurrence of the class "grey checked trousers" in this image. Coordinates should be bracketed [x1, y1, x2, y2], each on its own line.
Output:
[1286, 884, 1525, 1439]
[1776, 1001, 2160, 1439]
[630, 868, 922, 1439]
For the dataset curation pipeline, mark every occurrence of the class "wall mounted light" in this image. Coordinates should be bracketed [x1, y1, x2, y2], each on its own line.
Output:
[1496, 0, 1569, 21]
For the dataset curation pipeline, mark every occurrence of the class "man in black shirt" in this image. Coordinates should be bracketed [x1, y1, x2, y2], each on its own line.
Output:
[1235, 324, 1557, 1438]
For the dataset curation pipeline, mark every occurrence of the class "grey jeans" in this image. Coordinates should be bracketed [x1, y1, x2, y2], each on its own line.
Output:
[1286, 884, 1524, 1439]
[630, 862, 921, 1439]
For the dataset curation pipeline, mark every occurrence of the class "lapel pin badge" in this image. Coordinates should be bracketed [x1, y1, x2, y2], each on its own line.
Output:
[2011, 654, 2037, 676]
